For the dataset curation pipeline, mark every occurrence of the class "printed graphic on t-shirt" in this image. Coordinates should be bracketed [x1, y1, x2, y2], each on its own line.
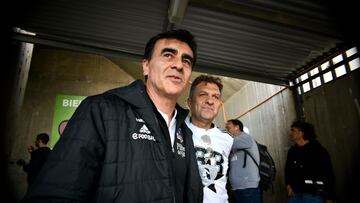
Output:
[195, 146, 225, 193]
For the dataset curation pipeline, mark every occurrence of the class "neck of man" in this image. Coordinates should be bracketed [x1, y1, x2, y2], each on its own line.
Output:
[234, 130, 242, 137]
[38, 142, 48, 148]
[191, 117, 213, 130]
[296, 138, 309, 147]
[146, 86, 177, 122]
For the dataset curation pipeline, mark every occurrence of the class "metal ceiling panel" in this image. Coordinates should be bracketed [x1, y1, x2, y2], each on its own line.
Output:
[175, 1, 343, 84]
[9, 0, 358, 85]
[15, 0, 169, 55]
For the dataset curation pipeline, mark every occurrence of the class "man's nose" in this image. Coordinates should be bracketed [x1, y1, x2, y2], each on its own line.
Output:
[171, 56, 183, 71]
[205, 96, 215, 104]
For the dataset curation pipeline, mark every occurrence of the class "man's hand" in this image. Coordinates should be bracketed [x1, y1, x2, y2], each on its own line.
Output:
[286, 185, 295, 197]
[27, 145, 34, 153]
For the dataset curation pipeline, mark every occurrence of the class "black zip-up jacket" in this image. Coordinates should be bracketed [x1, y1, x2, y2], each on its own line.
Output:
[285, 140, 335, 200]
[24, 80, 203, 203]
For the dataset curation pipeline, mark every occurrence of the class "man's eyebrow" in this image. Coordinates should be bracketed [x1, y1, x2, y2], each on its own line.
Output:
[182, 54, 194, 64]
[161, 48, 177, 54]
[161, 47, 194, 64]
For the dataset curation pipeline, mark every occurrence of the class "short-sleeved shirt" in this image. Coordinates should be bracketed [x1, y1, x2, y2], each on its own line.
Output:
[186, 118, 233, 203]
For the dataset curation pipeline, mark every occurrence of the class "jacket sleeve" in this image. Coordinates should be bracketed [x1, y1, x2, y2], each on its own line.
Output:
[284, 147, 293, 186]
[231, 133, 253, 150]
[22, 152, 34, 173]
[24, 97, 106, 203]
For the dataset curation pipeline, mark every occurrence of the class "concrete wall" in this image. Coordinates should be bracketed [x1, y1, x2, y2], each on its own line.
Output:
[4, 42, 34, 160]
[217, 81, 297, 203]
[301, 70, 360, 202]
[2, 41, 34, 203]
[7, 45, 135, 202]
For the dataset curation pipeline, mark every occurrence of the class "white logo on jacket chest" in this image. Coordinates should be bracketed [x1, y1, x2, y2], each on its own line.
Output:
[136, 118, 145, 123]
[139, 125, 151, 134]
[132, 124, 156, 142]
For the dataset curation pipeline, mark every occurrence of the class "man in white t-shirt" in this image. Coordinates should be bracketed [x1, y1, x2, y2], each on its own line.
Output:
[186, 75, 234, 203]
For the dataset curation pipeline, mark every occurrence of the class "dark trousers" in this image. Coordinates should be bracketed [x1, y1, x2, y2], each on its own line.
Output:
[232, 187, 262, 203]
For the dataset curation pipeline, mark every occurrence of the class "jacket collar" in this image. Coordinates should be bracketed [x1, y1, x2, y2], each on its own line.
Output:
[108, 79, 189, 135]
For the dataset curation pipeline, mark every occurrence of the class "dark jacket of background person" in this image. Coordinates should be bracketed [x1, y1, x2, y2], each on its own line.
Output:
[23, 147, 51, 185]
[285, 140, 335, 200]
[24, 80, 203, 203]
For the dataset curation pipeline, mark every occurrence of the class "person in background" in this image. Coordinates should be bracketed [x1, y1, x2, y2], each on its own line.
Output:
[24, 29, 203, 203]
[17, 133, 51, 187]
[226, 119, 262, 203]
[186, 74, 234, 203]
[285, 120, 335, 203]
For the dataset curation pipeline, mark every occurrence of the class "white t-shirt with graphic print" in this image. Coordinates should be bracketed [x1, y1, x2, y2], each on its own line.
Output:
[186, 118, 233, 203]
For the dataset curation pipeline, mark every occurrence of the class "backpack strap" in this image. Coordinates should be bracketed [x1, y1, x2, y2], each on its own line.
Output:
[233, 148, 259, 169]
[242, 150, 247, 168]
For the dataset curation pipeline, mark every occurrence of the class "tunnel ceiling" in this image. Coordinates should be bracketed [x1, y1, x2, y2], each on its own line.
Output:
[9, 0, 358, 85]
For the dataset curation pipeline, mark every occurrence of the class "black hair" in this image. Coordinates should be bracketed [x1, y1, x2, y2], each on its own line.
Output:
[143, 29, 197, 67]
[189, 75, 223, 97]
[227, 119, 244, 131]
[291, 120, 316, 141]
[36, 133, 49, 144]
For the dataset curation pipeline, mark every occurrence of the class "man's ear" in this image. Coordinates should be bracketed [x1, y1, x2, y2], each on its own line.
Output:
[142, 59, 149, 76]
[186, 97, 192, 109]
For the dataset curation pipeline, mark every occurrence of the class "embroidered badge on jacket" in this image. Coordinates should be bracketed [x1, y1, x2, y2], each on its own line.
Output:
[175, 129, 185, 157]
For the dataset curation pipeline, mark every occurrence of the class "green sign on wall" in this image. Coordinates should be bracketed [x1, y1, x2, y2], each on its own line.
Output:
[50, 94, 86, 148]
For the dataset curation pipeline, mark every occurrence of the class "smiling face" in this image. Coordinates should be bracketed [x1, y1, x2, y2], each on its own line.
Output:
[143, 38, 193, 99]
[188, 81, 222, 128]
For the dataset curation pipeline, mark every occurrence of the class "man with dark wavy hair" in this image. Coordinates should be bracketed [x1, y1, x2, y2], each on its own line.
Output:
[285, 121, 335, 203]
